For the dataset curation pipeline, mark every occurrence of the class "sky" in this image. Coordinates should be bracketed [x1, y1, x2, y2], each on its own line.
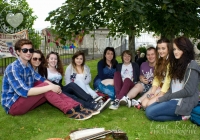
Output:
[26, 0, 66, 31]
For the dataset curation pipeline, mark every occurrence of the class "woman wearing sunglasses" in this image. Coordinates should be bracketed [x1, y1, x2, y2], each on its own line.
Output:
[30, 50, 47, 78]
[2, 39, 97, 120]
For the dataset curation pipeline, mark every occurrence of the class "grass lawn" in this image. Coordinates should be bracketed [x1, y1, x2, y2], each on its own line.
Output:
[0, 57, 200, 140]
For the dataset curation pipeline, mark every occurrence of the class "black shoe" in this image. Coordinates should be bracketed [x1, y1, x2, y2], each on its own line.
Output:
[98, 98, 111, 112]
[93, 102, 102, 111]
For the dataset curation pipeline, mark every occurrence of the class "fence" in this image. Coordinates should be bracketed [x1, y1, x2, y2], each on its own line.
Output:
[0, 30, 127, 75]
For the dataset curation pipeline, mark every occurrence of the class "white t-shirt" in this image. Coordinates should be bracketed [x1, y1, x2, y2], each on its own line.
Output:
[47, 68, 62, 84]
[121, 63, 133, 81]
[76, 74, 85, 82]
[171, 79, 184, 100]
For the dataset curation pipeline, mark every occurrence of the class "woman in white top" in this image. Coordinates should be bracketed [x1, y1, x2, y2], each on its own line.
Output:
[45, 51, 64, 86]
[65, 51, 99, 99]
[45, 51, 106, 113]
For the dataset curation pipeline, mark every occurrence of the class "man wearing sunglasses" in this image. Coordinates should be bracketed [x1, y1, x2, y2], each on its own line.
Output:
[1, 39, 94, 120]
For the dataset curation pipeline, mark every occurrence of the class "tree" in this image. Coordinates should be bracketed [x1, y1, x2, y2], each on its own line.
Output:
[143, 0, 200, 40]
[46, 0, 200, 56]
[28, 29, 42, 49]
[45, 0, 145, 58]
[0, 0, 41, 49]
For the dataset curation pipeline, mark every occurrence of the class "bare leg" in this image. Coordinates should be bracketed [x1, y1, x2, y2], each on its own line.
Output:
[126, 83, 143, 99]
[101, 79, 114, 86]
[141, 97, 150, 108]
[139, 88, 152, 102]
[141, 87, 162, 108]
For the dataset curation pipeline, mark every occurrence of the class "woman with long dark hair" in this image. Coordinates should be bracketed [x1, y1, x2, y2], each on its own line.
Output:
[146, 36, 200, 121]
[30, 50, 47, 78]
[93, 47, 118, 100]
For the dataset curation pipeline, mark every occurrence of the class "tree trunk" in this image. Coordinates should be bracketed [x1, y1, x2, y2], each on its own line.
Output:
[129, 33, 136, 62]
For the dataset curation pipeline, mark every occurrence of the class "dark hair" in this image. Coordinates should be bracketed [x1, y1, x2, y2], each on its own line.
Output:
[169, 36, 195, 81]
[121, 50, 132, 63]
[14, 39, 33, 51]
[102, 47, 117, 68]
[146, 46, 156, 52]
[154, 38, 171, 81]
[45, 52, 64, 76]
[30, 50, 47, 78]
[72, 51, 85, 71]
[146, 47, 156, 61]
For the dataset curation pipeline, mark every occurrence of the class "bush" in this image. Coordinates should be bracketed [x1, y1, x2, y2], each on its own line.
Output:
[137, 46, 147, 54]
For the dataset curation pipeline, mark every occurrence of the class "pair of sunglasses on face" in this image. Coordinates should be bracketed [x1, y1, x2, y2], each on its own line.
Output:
[20, 48, 34, 53]
[32, 57, 42, 62]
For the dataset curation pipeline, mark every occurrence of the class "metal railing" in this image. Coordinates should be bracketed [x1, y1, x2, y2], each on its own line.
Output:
[0, 30, 127, 75]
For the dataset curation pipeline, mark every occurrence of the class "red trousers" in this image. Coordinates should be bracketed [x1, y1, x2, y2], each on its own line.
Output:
[9, 81, 80, 116]
[114, 72, 135, 100]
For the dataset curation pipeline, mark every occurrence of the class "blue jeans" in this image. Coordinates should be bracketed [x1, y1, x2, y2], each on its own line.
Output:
[145, 100, 182, 121]
[93, 78, 101, 90]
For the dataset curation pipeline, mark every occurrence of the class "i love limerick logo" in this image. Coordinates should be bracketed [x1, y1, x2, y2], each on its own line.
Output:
[0, 4, 31, 33]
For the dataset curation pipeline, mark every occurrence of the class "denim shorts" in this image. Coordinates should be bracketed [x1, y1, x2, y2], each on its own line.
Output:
[140, 82, 152, 95]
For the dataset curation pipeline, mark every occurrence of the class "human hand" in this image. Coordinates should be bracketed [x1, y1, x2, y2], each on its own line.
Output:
[147, 93, 155, 99]
[155, 95, 163, 102]
[44, 80, 54, 85]
[50, 84, 62, 94]
[141, 77, 149, 84]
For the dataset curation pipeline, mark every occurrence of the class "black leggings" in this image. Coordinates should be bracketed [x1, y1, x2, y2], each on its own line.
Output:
[62, 82, 96, 109]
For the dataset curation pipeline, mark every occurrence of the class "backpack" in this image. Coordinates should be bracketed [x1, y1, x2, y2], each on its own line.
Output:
[190, 101, 200, 126]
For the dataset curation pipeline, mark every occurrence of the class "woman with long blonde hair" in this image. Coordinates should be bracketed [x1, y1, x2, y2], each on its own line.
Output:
[132, 38, 172, 109]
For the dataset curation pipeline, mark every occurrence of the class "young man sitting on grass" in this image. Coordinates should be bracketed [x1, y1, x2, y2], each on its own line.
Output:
[119, 47, 156, 109]
[1, 39, 97, 120]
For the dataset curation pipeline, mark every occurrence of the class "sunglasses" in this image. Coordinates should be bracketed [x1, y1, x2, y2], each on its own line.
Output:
[21, 48, 34, 53]
[32, 57, 42, 62]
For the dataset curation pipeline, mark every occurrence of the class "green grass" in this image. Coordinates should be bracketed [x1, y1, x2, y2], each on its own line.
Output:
[0, 57, 200, 140]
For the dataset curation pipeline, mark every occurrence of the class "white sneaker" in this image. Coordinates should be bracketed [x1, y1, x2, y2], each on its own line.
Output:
[94, 96, 103, 102]
[109, 100, 119, 110]
[127, 98, 132, 108]
[120, 96, 132, 108]
[131, 99, 139, 107]
[119, 96, 128, 106]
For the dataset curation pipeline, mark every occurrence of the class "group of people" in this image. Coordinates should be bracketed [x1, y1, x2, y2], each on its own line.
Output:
[1, 36, 200, 122]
